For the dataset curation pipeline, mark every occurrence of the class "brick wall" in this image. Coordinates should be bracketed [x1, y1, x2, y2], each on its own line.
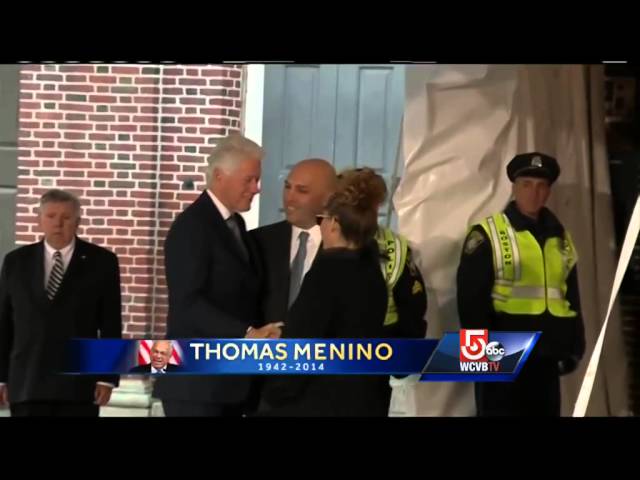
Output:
[16, 64, 245, 338]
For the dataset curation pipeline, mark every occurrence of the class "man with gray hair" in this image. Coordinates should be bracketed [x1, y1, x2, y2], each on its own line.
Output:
[0, 189, 122, 416]
[154, 133, 282, 417]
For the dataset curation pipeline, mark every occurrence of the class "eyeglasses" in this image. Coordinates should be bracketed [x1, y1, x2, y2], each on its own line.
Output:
[315, 214, 331, 226]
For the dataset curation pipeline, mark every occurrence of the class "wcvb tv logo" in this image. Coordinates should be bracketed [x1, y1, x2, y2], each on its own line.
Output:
[459, 329, 504, 372]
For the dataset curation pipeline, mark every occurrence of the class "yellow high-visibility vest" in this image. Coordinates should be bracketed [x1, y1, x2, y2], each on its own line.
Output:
[375, 227, 408, 326]
[477, 213, 578, 317]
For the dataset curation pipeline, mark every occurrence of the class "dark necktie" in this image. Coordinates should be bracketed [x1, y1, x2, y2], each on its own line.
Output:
[46, 251, 64, 300]
[288, 231, 309, 307]
[226, 215, 249, 261]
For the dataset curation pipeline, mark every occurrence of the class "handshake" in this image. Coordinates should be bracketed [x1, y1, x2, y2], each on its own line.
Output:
[245, 322, 284, 339]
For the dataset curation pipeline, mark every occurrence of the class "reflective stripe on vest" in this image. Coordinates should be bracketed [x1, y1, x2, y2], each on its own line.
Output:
[375, 227, 408, 326]
[478, 213, 578, 317]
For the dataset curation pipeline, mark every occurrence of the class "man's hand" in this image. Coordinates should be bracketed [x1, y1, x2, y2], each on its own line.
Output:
[245, 322, 284, 339]
[94, 384, 113, 406]
[0, 385, 8, 407]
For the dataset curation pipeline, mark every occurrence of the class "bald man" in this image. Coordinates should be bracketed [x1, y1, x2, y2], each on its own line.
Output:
[129, 341, 182, 374]
[251, 158, 337, 326]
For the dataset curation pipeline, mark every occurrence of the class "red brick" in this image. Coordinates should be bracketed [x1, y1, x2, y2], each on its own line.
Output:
[21, 83, 39, 91]
[132, 209, 154, 218]
[96, 124, 109, 131]
[19, 140, 40, 148]
[161, 107, 182, 115]
[178, 116, 205, 125]
[135, 77, 159, 85]
[87, 170, 115, 178]
[59, 102, 94, 112]
[89, 114, 116, 122]
[21, 121, 40, 129]
[97, 86, 109, 93]
[112, 66, 141, 75]
[200, 108, 226, 116]
[35, 93, 64, 101]
[58, 179, 90, 188]
[59, 84, 94, 93]
[164, 68, 184, 76]
[59, 65, 94, 73]
[109, 199, 135, 208]
[136, 200, 155, 209]
[88, 153, 115, 160]
[118, 115, 130, 122]
[111, 237, 136, 246]
[162, 88, 183, 95]
[109, 219, 135, 227]
[89, 133, 116, 141]
[35, 112, 63, 121]
[59, 122, 92, 131]
[109, 124, 137, 132]
[139, 144, 157, 153]
[20, 101, 41, 110]
[89, 95, 117, 103]
[89, 75, 117, 84]
[128, 116, 154, 125]
[131, 191, 155, 199]
[36, 73, 63, 82]
[207, 78, 235, 87]
[59, 141, 92, 150]
[202, 69, 228, 77]
[140, 125, 159, 133]
[65, 151, 86, 159]
[60, 160, 92, 169]
[66, 75, 87, 82]
[87, 190, 112, 197]
[63, 131, 86, 140]
[134, 96, 156, 105]
[65, 113, 87, 122]
[110, 105, 139, 114]
[179, 78, 206, 86]
[132, 154, 155, 162]
[61, 170, 85, 178]
[32, 131, 60, 139]
[140, 87, 159, 95]
[133, 134, 156, 143]
[109, 143, 136, 152]
[34, 150, 61, 158]
[229, 70, 242, 79]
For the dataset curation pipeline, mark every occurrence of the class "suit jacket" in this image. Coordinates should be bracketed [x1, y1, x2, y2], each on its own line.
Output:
[260, 247, 390, 416]
[0, 238, 122, 404]
[250, 221, 322, 325]
[153, 191, 263, 404]
[129, 363, 182, 373]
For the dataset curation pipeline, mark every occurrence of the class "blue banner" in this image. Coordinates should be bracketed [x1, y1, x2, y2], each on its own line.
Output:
[64, 331, 540, 382]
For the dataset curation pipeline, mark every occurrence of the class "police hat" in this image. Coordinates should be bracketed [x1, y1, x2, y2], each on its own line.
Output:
[506, 152, 560, 184]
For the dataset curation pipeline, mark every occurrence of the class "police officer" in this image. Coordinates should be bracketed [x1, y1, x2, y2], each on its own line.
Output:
[456, 152, 585, 416]
[338, 168, 427, 339]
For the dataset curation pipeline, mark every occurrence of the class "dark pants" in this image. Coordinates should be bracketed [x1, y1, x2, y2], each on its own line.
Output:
[10, 401, 99, 417]
[475, 359, 561, 416]
[162, 400, 246, 417]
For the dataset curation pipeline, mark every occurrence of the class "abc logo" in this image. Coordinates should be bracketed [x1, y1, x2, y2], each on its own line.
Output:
[485, 341, 505, 361]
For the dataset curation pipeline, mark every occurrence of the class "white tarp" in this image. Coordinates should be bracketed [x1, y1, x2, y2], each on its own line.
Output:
[390, 65, 629, 416]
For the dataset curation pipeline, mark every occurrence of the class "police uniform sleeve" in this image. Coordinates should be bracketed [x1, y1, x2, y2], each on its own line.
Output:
[558, 264, 585, 375]
[392, 246, 427, 338]
[456, 226, 495, 329]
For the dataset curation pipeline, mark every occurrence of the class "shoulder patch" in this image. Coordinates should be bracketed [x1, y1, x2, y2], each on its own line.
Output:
[464, 230, 485, 255]
[412, 279, 424, 295]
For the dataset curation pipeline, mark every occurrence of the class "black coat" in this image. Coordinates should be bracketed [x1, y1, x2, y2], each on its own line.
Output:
[153, 191, 263, 404]
[0, 238, 122, 404]
[260, 247, 390, 416]
[129, 363, 182, 373]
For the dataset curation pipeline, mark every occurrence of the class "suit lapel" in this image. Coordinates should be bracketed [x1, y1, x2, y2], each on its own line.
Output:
[196, 191, 251, 267]
[28, 241, 49, 308]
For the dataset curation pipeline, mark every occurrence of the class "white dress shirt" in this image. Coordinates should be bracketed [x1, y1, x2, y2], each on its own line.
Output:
[43, 239, 75, 289]
[290, 225, 322, 279]
[207, 189, 232, 220]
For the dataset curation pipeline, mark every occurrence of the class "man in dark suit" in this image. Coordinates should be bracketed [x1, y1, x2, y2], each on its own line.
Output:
[153, 133, 283, 417]
[129, 340, 182, 374]
[0, 189, 122, 417]
[251, 159, 337, 326]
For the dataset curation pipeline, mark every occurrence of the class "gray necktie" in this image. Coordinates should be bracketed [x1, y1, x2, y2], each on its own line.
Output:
[46, 251, 64, 300]
[289, 231, 309, 307]
[226, 215, 249, 261]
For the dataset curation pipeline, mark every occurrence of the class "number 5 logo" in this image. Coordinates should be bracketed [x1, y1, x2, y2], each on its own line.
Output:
[460, 329, 488, 362]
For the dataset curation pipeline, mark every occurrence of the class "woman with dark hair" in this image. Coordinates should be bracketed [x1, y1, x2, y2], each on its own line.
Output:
[259, 169, 391, 416]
